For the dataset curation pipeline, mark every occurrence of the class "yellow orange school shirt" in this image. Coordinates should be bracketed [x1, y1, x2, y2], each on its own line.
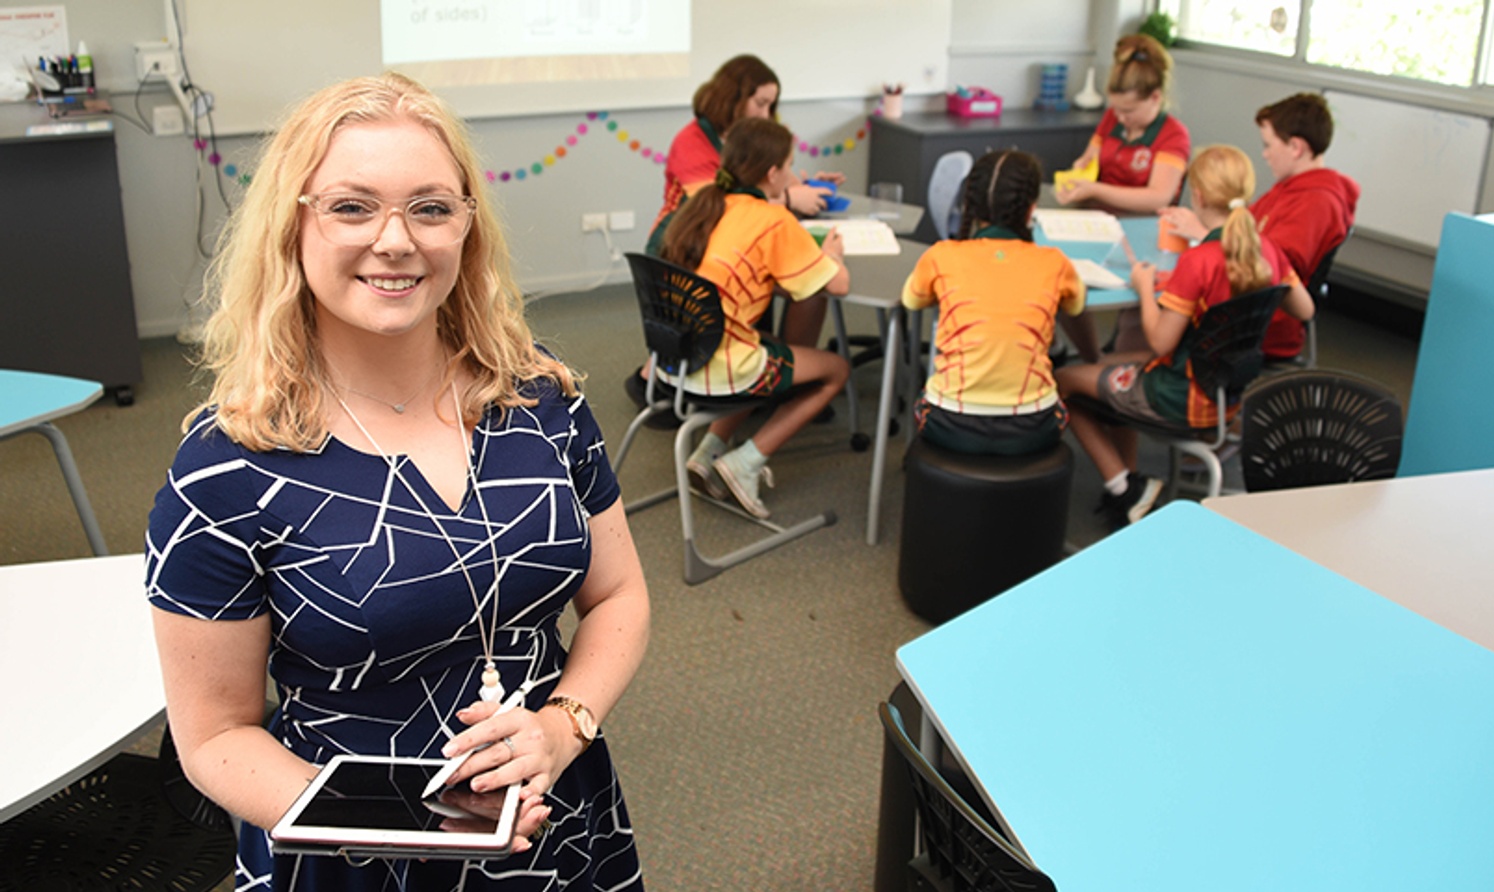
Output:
[676, 194, 841, 395]
[902, 233, 1085, 412]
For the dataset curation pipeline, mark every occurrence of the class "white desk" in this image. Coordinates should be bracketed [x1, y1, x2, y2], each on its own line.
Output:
[896, 502, 1494, 892]
[1205, 469, 1494, 652]
[0, 554, 163, 821]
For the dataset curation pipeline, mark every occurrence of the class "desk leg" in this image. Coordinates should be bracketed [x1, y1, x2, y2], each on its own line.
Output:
[31, 422, 109, 556]
[867, 308, 902, 546]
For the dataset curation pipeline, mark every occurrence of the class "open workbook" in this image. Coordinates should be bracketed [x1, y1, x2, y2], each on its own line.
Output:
[801, 218, 901, 255]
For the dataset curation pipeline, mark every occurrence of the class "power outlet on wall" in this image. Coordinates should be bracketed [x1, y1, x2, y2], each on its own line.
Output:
[152, 104, 185, 137]
[581, 213, 607, 232]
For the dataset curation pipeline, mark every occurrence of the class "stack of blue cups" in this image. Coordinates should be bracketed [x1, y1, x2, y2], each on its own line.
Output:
[1035, 63, 1069, 111]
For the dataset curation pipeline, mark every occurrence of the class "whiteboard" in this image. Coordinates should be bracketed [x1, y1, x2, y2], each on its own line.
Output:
[179, 0, 952, 136]
[1325, 89, 1490, 249]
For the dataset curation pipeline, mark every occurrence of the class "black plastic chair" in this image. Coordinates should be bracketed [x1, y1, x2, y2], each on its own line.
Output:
[611, 253, 836, 585]
[1269, 231, 1347, 370]
[1070, 284, 1288, 499]
[879, 701, 1056, 892]
[1241, 369, 1403, 492]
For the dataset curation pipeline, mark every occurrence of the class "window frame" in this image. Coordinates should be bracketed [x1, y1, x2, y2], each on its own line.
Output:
[1159, 0, 1494, 110]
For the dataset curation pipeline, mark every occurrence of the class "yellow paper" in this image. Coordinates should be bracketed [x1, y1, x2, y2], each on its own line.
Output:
[1054, 157, 1099, 191]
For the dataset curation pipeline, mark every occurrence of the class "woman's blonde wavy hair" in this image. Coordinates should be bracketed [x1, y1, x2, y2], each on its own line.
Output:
[1187, 144, 1272, 296]
[190, 71, 574, 452]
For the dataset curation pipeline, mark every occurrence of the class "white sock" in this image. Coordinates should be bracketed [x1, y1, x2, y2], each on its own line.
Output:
[1104, 471, 1129, 496]
[699, 431, 727, 457]
[736, 439, 768, 473]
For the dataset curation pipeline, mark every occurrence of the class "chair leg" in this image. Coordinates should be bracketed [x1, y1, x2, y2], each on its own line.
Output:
[612, 401, 672, 475]
[830, 300, 867, 452]
[29, 422, 108, 556]
[621, 410, 836, 584]
[1170, 440, 1224, 500]
[670, 414, 835, 585]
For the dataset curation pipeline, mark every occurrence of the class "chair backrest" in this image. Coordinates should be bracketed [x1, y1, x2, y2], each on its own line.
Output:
[928, 150, 974, 240]
[1177, 284, 1288, 406]
[1305, 236, 1345, 303]
[878, 701, 1056, 892]
[623, 252, 726, 373]
[1242, 370, 1404, 492]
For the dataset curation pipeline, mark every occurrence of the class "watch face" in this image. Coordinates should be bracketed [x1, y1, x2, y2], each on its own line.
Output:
[575, 708, 598, 740]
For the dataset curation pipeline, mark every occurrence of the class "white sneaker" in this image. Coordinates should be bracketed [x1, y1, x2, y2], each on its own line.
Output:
[712, 450, 775, 519]
[686, 438, 727, 500]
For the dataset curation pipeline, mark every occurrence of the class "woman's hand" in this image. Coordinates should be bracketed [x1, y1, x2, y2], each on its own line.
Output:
[435, 785, 554, 854]
[440, 699, 583, 806]
[786, 182, 831, 215]
[802, 169, 846, 187]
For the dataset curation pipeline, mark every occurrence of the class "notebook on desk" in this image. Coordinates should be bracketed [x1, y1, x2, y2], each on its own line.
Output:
[1033, 209, 1124, 243]
[801, 218, 901, 255]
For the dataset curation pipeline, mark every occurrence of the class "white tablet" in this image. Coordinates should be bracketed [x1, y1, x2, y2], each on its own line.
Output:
[270, 755, 520, 860]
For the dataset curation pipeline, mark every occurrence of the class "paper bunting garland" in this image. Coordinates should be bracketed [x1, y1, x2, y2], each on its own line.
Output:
[193, 108, 878, 190]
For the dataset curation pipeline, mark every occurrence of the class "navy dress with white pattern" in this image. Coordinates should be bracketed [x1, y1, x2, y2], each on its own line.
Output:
[146, 377, 643, 891]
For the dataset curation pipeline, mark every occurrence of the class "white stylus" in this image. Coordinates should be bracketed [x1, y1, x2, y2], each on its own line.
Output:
[421, 743, 489, 800]
[421, 683, 533, 800]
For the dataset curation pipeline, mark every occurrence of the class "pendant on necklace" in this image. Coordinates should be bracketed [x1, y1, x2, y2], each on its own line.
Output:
[392, 404, 406, 414]
[479, 662, 504, 702]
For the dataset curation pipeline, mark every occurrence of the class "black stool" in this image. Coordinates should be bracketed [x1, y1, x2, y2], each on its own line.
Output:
[898, 439, 1073, 625]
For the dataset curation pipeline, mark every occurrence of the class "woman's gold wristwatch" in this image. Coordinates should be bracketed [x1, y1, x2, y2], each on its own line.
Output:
[543, 696, 597, 752]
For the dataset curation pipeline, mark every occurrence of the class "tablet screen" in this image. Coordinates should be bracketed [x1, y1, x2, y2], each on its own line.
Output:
[271, 755, 518, 858]
[296, 760, 501, 833]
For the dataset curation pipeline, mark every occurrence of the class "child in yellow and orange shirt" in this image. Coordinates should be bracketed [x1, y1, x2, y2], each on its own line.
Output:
[902, 150, 1087, 455]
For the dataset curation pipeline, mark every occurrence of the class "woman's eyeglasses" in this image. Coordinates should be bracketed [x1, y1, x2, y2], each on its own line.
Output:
[298, 193, 477, 248]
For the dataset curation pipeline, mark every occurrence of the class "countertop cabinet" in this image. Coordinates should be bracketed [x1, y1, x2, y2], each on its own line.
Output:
[868, 109, 1103, 243]
[0, 103, 142, 404]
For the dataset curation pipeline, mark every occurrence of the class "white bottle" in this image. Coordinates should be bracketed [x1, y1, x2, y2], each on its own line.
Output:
[1073, 67, 1103, 110]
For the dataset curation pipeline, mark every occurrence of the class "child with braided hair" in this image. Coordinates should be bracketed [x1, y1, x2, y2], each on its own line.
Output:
[658, 116, 850, 519]
[1056, 144, 1316, 529]
[901, 150, 1087, 455]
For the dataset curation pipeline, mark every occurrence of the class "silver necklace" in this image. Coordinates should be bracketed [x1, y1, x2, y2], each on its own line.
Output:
[332, 365, 444, 414]
[334, 381, 512, 703]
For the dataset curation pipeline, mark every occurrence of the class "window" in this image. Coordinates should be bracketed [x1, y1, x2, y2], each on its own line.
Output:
[1160, 0, 1494, 87]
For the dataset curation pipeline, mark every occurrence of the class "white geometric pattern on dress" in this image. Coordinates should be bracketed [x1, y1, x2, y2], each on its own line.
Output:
[147, 381, 643, 891]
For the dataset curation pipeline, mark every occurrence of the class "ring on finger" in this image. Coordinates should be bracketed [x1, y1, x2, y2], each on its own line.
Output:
[501, 736, 516, 759]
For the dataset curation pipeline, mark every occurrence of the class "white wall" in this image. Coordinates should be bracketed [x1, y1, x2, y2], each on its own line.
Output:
[52, 0, 1125, 339]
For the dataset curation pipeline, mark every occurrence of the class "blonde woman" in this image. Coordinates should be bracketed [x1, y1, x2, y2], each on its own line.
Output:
[1056, 145, 1314, 530]
[147, 73, 650, 890]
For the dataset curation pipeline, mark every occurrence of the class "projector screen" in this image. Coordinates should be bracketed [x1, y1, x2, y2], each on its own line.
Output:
[179, 0, 950, 136]
[381, 0, 691, 87]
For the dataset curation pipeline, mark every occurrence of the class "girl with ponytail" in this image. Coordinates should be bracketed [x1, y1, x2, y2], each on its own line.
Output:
[1056, 144, 1315, 529]
[658, 117, 850, 520]
[901, 150, 1087, 455]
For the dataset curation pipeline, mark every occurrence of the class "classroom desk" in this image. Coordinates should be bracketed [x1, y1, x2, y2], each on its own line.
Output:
[1204, 469, 1494, 652]
[0, 553, 163, 822]
[818, 190, 926, 236]
[895, 502, 1494, 892]
[1035, 214, 1173, 311]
